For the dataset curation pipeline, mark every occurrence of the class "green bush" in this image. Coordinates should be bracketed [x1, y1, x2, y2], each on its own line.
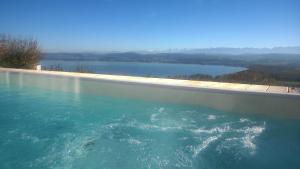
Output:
[0, 34, 41, 69]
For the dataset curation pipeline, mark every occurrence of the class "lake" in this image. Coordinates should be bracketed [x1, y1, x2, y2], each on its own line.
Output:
[41, 60, 246, 77]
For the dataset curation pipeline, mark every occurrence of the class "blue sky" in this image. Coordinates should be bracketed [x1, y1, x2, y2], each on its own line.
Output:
[0, 0, 299, 52]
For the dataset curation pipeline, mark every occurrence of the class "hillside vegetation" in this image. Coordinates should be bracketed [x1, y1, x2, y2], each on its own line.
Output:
[0, 35, 41, 69]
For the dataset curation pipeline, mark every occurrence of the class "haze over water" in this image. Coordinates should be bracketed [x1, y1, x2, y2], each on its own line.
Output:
[41, 59, 245, 77]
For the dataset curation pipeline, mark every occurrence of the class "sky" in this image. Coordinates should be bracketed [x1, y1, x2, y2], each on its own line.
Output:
[0, 0, 299, 52]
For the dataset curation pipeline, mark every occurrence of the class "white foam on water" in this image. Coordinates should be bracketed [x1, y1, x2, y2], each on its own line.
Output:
[150, 113, 159, 122]
[214, 121, 266, 157]
[127, 138, 142, 145]
[59, 134, 91, 169]
[33, 127, 103, 169]
[207, 115, 216, 120]
[242, 135, 256, 150]
[225, 121, 265, 154]
[240, 118, 250, 123]
[123, 118, 184, 132]
[138, 123, 183, 131]
[150, 156, 170, 168]
[105, 122, 120, 129]
[192, 135, 220, 158]
[174, 150, 193, 168]
[189, 119, 266, 157]
[150, 107, 166, 122]
[33, 134, 82, 169]
[241, 125, 265, 152]
[158, 107, 165, 113]
[108, 119, 183, 133]
[191, 125, 230, 134]
[225, 137, 239, 141]
[179, 137, 188, 140]
[21, 133, 40, 143]
[8, 129, 19, 134]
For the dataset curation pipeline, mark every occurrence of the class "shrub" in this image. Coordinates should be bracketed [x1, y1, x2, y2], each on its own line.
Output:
[0, 34, 41, 69]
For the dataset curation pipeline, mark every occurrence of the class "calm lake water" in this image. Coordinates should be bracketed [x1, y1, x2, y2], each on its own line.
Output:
[41, 60, 246, 77]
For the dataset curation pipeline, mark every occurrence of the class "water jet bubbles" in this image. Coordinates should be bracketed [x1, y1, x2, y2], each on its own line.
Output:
[207, 115, 216, 120]
[158, 107, 165, 113]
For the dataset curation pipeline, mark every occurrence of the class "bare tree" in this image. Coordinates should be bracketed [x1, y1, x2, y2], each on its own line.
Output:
[0, 34, 41, 69]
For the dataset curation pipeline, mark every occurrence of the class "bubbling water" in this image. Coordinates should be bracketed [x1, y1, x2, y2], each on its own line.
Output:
[0, 84, 298, 169]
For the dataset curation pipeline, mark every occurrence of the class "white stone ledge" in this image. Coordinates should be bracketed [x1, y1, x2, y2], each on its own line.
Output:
[0, 67, 299, 96]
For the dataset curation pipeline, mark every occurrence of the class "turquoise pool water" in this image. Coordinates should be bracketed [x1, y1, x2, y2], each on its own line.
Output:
[0, 83, 300, 169]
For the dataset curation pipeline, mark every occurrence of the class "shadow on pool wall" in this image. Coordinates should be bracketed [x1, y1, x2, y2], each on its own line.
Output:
[0, 70, 299, 119]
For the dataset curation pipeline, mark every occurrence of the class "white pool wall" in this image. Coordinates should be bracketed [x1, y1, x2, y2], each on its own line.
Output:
[0, 68, 299, 119]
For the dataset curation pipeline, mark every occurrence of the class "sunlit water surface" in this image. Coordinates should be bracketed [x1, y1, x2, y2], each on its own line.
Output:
[0, 84, 299, 169]
[41, 60, 245, 77]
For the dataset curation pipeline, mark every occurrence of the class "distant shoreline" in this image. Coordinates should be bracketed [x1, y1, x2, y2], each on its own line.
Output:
[40, 60, 246, 78]
[42, 52, 300, 68]
[41, 52, 300, 87]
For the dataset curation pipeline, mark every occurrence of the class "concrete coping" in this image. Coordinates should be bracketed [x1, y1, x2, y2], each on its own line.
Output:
[0, 67, 299, 96]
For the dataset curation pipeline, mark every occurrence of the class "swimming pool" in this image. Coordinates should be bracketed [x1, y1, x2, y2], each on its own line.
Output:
[0, 69, 300, 169]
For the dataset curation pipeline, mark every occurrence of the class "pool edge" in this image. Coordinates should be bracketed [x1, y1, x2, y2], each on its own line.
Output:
[0, 67, 299, 97]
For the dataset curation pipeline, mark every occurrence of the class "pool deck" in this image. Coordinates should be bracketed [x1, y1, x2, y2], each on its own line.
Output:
[0, 67, 299, 96]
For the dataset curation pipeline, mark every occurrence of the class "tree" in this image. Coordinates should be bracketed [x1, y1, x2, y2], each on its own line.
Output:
[0, 34, 41, 69]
